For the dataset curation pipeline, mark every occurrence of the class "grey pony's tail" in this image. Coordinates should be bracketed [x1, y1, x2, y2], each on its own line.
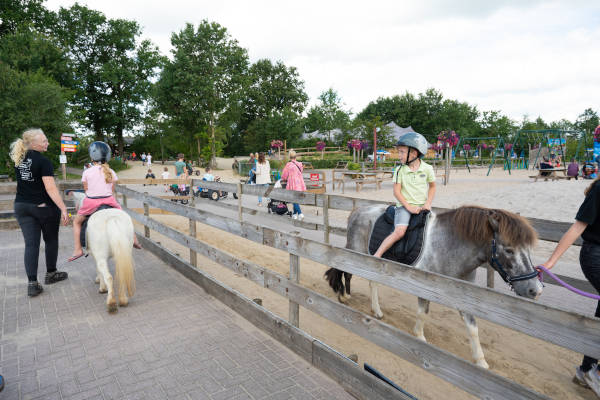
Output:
[324, 268, 343, 295]
[324, 268, 352, 296]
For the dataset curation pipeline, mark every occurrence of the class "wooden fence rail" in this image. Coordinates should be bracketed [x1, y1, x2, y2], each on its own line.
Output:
[186, 179, 588, 292]
[115, 186, 600, 361]
[117, 188, 548, 399]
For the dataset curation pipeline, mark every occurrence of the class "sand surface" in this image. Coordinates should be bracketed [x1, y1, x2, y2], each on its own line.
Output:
[119, 159, 597, 399]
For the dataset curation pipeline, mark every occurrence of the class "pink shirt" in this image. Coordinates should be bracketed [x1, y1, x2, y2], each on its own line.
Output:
[82, 165, 118, 197]
[281, 160, 306, 191]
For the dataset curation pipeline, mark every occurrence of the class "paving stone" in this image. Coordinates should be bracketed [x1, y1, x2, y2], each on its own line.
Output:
[0, 229, 353, 400]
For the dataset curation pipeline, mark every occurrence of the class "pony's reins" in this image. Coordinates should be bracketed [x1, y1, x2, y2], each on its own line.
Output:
[536, 265, 600, 300]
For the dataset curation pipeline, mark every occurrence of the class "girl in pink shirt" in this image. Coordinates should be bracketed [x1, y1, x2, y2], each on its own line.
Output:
[70, 143, 140, 261]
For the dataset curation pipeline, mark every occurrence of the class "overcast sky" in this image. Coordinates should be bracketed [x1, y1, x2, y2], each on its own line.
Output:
[45, 0, 600, 123]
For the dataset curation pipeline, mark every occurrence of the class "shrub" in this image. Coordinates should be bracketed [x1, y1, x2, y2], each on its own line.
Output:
[347, 162, 361, 171]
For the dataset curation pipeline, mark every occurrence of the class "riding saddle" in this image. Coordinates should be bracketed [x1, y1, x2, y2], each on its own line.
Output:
[368, 206, 430, 265]
[80, 204, 116, 248]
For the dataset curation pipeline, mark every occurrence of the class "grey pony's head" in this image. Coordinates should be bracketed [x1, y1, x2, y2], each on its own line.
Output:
[441, 206, 543, 299]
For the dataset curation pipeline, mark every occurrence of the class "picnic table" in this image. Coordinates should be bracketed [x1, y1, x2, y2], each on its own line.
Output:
[529, 167, 571, 182]
[343, 171, 384, 192]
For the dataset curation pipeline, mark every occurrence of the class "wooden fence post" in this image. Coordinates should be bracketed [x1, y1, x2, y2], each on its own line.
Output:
[143, 192, 150, 238]
[289, 253, 300, 327]
[189, 218, 197, 267]
[237, 183, 243, 222]
[323, 194, 330, 244]
[486, 266, 495, 288]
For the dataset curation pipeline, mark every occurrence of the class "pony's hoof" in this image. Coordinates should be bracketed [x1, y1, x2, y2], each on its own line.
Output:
[373, 311, 383, 320]
[119, 300, 128, 307]
[107, 303, 118, 313]
[338, 293, 351, 303]
[94, 277, 100, 284]
[99, 288, 107, 294]
[476, 359, 489, 369]
[416, 335, 427, 343]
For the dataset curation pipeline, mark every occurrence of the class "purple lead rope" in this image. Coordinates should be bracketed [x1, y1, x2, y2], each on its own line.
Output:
[536, 265, 600, 300]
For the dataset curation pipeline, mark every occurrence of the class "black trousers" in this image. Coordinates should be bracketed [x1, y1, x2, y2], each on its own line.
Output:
[14, 202, 60, 282]
[580, 241, 600, 371]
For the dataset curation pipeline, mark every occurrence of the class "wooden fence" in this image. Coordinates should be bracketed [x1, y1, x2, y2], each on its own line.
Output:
[186, 179, 590, 293]
[115, 183, 600, 399]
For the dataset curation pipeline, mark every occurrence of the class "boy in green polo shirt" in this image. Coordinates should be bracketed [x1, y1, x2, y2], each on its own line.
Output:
[373, 132, 436, 258]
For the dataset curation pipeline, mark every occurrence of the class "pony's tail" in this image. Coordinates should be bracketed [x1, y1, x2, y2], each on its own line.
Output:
[106, 216, 135, 297]
[324, 268, 344, 295]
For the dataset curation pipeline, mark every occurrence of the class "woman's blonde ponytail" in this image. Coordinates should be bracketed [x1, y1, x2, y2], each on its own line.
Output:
[101, 162, 113, 184]
[9, 128, 44, 166]
[9, 139, 27, 166]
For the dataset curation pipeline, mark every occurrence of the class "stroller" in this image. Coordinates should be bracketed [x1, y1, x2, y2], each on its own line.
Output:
[267, 180, 292, 216]
[194, 177, 228, 201]
[169, 184, 190, 204]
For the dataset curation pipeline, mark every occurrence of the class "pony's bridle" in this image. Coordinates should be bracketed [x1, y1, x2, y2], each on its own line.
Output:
[489, 233, 538, 286]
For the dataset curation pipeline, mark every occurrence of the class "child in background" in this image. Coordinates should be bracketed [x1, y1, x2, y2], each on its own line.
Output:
[161, 167, 170, 192]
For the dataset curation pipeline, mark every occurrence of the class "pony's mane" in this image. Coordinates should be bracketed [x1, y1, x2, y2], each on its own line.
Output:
[436, 205, 537, 248]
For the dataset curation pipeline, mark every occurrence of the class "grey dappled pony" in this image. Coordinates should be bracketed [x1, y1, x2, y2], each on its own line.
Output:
[325, 204, 542, 368]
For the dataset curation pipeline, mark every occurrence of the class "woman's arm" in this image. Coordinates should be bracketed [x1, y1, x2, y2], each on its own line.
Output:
[541, 220, 588, 269]
[41, 177, 69, 225]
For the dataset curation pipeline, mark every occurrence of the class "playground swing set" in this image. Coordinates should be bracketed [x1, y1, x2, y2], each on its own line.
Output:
[455, 129, 583, 176]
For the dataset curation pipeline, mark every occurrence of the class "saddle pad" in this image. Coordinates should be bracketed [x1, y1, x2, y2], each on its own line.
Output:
[368, 206, 430, 266]
[80, 204, 116, 248]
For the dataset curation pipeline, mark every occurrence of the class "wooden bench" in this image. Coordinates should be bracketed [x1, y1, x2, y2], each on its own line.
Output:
[355, 177, 383, 192]
[302, 162, 314, 170]
[0, 175, 11, 182]
[335, 161, 348, 169]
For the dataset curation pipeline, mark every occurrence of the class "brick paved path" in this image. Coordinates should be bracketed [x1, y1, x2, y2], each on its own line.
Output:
[0, 229, 354, 400]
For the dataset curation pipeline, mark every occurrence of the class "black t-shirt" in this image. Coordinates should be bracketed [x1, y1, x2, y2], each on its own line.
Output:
[14, 150, 55, 205]
[576, 182, 600, 245]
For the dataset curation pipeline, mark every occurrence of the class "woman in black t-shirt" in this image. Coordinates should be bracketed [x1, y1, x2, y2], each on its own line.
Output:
[10, 129, 70, 297]
[541, 176, 600, 395]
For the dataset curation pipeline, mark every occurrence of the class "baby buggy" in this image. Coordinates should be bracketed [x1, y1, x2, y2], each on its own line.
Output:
[267, 180, 291, 216]
[194, 177, 228, 201]
[169, 184, 189, 205]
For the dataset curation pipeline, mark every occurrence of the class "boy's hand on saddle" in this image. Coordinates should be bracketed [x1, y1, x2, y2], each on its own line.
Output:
[422, 204, 432, 211]
[406, 205, 421, 214]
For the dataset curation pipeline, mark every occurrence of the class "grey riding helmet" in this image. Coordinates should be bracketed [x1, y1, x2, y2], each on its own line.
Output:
[395, 132, 429, 158]
[89, 141, 112, 163]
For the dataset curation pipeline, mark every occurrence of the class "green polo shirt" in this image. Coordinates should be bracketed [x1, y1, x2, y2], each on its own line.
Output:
[392, 160, 435, 206]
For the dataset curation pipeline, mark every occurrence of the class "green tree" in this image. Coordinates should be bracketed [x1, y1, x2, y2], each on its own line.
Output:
[479, 111, 516, 138]
[0, 0, 52, 38]
[237, 59, 308, 152]
[0, 27, 72, 88]
[305, 88, 351, 142]
[575, 108, 599, 135]
[54, 4, 162, 154]
[0, 64, 70, 174]
[157, 21, 248, 167]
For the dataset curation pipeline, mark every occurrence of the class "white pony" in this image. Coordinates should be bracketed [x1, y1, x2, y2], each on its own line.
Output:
[72, 192, 136, 312]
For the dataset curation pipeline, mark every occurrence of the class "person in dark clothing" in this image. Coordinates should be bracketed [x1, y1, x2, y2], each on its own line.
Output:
[10, 129, 70, 297]
[540, 156, 553, 176]
[541, 176, 600, 397]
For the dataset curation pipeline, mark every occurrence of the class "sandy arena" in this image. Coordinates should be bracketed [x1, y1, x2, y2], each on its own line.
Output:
[120, 159, 597, 399]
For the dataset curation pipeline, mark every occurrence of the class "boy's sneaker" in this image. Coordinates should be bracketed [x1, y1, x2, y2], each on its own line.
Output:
[45, 271, 68, 284]
[292, 214, 298, 220]
[28, 282, 43, 297]
[298, 213, 305, 221]
[574, 365, 600, 397]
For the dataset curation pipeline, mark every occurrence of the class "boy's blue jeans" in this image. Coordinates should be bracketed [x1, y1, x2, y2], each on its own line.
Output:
[293, 203, 302, 215]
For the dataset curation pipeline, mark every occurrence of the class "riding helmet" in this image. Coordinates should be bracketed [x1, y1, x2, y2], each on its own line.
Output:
[89, 141, 112, 163]
[396, 132, 429, 158]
